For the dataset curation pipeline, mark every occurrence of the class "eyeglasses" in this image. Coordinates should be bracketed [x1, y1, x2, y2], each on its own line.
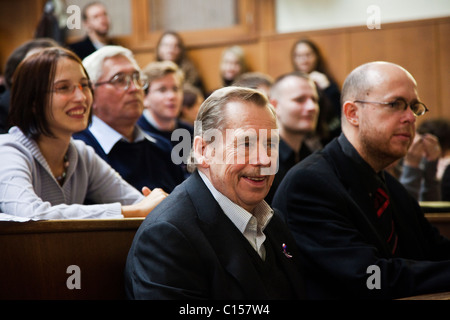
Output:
[95, 72, 149, 91]
[353, 98, 428, 117]
[51, 81, 92, 95]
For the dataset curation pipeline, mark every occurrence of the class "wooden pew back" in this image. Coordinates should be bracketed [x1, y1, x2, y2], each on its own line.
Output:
[422, 202, 450, 239]
[0, 203, 448, 300]
[0, 218, 144, 300]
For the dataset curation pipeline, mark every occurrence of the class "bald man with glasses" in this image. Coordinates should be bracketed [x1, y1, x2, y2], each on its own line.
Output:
[272, 61, 450, 299]
[73, 45, 185, 193]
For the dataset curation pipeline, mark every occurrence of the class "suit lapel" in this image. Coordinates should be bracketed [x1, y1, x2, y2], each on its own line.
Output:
[185, 171, 269, 299]
[324, 139, 393, 256]
[264, 213, 306, 298]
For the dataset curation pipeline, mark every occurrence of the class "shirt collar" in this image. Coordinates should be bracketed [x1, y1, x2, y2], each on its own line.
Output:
[198, 170, 274, 234]
[142, 109, 161, 130]
[337, 133, 386, 191]
[88, 115, 155, 154]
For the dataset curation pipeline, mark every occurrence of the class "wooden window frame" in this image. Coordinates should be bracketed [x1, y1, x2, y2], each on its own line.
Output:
[119, 0, 273, 51]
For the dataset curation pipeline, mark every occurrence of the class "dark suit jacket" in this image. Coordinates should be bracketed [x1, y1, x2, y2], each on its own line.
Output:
[68, 36, 97, 60]
[68, 36, 114, 60]
[265, 138, 312, 205]
[125, 171, 306, 299]
[272, 134, 450, 299]
[442, 165, 450, 201]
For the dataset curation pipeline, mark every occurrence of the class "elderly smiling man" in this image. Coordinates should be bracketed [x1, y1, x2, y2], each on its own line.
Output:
[125, 86, 306, 300]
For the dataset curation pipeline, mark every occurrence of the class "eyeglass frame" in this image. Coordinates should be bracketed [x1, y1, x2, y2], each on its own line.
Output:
[50, 80, 93, 95]
[353, 98, 429, 117]
[94, 72, 149, 91]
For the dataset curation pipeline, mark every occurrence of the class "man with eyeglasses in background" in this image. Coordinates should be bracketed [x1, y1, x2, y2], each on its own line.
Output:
[73, 45, 185, 194]
[272, 61, 450, 299]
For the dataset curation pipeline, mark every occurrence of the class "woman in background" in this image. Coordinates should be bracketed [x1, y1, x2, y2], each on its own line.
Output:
[291, 38, 341, 142]
[219, 45, 248, 87]
[0, 47, 166, 220]
[156, 30, 205, 94]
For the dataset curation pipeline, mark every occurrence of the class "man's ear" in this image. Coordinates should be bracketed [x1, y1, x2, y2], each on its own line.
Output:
[342, 100, 360, 127]
[269, 98, 278, 110]
[193, 136, 209, 168]
[269, 99, 279, 116]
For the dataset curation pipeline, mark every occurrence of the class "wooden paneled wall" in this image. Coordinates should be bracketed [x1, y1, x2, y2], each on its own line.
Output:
[132, 17, 449, 121]
[1, 0, 448, 120]
[0, 0, 46, 73]
[259, 18, 450, 121]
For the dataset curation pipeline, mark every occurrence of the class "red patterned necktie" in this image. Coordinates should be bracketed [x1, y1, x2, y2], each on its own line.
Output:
[374, 187, 398, 255]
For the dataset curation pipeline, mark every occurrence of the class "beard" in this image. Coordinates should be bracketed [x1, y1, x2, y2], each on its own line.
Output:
[359, 127, 412, 171]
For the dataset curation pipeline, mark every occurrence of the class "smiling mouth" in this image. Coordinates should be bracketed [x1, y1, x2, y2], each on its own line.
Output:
[243, 176, 267, 183]
[67, 107, 86, 117]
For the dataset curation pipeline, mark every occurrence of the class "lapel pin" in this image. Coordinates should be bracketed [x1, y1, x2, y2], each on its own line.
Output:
[282, 243, 292, 258]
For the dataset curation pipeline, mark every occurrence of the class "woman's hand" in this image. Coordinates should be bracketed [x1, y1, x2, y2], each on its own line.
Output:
[121, 187, 168, 218]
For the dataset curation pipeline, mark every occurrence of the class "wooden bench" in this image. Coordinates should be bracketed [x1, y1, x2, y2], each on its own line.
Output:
[0, 218, 144, 300]
[422, 201, 450, 239]
[0, 202, 448, 300]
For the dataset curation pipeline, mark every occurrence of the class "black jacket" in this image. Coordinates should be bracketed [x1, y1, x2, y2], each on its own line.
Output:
[125, 171, 306, 299]
[273, 134, 450, 299]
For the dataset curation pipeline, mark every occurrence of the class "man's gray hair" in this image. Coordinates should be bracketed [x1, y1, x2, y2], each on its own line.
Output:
[82, 45, 141, 83]
[186, 86, 276, 172]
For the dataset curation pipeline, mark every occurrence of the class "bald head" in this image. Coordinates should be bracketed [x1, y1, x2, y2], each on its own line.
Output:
[341, 61, 417, 127]
[340, 61, 420, 172]
[341, 61, 416, 105]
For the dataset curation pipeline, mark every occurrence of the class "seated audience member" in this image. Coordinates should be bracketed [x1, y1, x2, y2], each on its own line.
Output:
[155, 30, 205, 94]
[220, 45, 248, 87]
[0, 38, 59, 133]
[417, 118, 450, 183]
[396, 132, 441, 201]
[265, 71, 320, 204]
[73, 46, 185, 193]
[139, 61, 193, 176]
[180, 83, 204, 127]
[125, 86, 306, 299]
[442, 165, 450, 201]
[387, 118, 450, 201]
[232, 71, 274, 97]
[291, 38, 341, 141]
[68, 2, 114, 59]
[423, 119, 450, 201]
[273, 61, 450, 299]
[0, 47, 166, 220]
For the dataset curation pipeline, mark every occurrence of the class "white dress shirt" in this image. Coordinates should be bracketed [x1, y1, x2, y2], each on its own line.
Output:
[88, 115, 156, 154]
[198, 170, 274, 260]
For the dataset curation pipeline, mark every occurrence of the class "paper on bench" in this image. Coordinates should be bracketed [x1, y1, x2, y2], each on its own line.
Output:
[0, 213, 36, 222]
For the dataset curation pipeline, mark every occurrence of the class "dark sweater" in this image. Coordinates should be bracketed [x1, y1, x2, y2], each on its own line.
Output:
[73, 129, 185, 193]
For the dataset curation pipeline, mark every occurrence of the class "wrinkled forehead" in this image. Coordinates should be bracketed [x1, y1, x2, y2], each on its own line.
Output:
[102, 55, 140, 76]
[223, 101, 277, 129]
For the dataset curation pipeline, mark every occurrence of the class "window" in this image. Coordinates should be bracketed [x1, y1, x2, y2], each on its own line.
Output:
[134, 0, 260, 48]
[148, 0, 238, 32]
[66, 0, 273, 50]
